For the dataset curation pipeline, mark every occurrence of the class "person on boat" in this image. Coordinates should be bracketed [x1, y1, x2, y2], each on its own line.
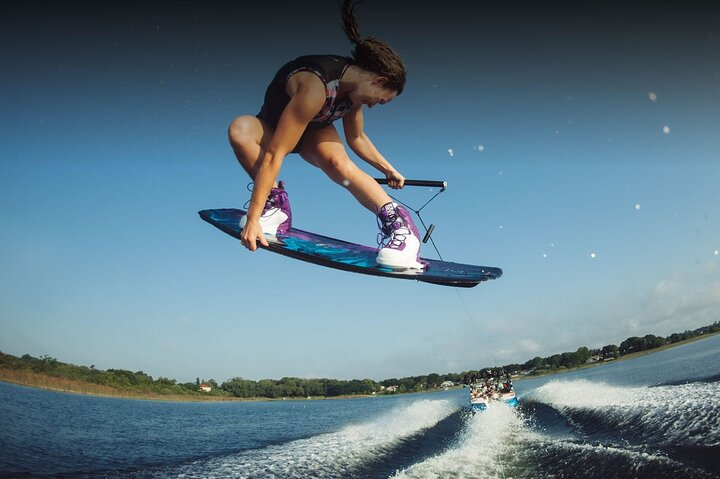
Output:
[228, 0, 424, 269]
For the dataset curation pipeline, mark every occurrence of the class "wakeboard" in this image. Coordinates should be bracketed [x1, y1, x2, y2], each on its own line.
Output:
[198, 208, 502, 288]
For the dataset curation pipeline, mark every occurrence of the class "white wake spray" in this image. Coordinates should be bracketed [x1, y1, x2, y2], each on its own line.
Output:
[526, 379, 720, 446]
[172, 398, 457, 479]
[393, 404, 530, 479]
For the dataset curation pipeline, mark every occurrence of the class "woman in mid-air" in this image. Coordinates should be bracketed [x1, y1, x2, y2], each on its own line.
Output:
[229, 0, 423, 269]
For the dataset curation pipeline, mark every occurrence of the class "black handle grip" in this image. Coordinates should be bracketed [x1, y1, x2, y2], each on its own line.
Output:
[374, 178, 447, 189]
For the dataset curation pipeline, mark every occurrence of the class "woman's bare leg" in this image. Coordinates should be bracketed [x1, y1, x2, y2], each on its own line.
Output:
[228, 115, 292, 234]
[298, 125, 392, 213]
[228, 115, 275, 181]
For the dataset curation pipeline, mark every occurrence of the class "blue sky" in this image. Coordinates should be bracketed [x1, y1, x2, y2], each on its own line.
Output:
[1, 1, 719, 382]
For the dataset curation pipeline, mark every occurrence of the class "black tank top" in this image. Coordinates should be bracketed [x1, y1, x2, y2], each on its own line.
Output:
[257, 55, 354, 129]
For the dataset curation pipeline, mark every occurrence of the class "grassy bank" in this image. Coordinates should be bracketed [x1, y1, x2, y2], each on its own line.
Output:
[0, 369, 386, 402]
[0, 368, 245, 402]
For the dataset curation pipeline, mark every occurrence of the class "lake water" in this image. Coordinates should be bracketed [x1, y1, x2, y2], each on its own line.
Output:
[1, 334, 719, 478]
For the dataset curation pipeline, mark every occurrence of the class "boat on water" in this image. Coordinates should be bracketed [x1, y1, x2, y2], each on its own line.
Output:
[467, 370, 518, 412]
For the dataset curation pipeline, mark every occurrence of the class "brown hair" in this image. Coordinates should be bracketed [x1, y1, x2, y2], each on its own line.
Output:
[340, 0, 407, 95]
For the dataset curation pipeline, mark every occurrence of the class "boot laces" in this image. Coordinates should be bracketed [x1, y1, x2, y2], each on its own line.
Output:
[243, 182, 284, 218]
[377, 209, 411, 250]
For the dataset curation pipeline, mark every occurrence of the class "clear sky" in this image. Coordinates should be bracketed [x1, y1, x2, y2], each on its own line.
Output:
[1, 1, 719, 383]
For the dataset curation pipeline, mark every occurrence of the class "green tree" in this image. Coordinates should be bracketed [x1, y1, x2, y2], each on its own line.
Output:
[427, 373, 441, 388]
[601, 344, 619, 359]
[620, 336, 646, 355]
[643, 334, 665, 350]
[523, 356, 544, 371]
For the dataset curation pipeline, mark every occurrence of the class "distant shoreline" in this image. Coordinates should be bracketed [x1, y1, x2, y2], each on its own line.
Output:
[0, 369, 385, 403]
[0, 365, 468, 403]
[2, 332, 717, 403]
[513, 332, 719, 381]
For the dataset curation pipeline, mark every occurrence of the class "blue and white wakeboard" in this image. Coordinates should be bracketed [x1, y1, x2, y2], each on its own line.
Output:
[199, 208, 502, 288]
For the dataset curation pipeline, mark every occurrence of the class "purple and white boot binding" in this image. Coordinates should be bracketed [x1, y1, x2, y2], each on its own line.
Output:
[376, 202, 426, 270]
[239, 181, 292, 235]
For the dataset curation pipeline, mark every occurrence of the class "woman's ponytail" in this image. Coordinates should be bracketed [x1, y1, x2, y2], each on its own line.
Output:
[339, 0, 407, 94]
[341, 0, 362, 45]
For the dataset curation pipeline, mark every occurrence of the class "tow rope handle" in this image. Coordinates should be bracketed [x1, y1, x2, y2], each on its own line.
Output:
[374, 178, 447, 190]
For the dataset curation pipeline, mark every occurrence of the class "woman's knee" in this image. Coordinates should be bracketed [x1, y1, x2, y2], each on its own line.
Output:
[321, 154, 360, 183]
[228, 115, 260, 147]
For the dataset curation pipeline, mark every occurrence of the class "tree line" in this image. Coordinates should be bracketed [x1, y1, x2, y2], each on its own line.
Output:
[475, 321, 720, 380]
[1, 321, 717, 399]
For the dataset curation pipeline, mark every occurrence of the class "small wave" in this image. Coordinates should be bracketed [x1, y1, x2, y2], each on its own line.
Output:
[150, 398, 457, 478]
[657, 373, 720, 386]
[525, 379, 720, 447]
[513, 437, 714, 479]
